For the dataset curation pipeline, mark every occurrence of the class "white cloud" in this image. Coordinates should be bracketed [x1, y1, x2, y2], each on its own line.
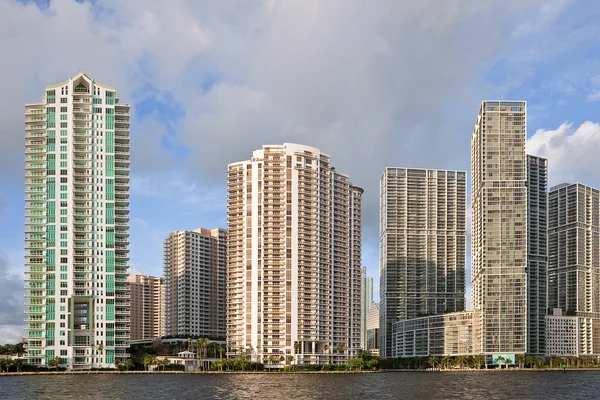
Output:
[527, 121, 600, 186]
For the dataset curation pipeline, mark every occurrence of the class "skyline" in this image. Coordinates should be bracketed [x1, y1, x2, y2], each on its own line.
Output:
[3, 0, 600, 345]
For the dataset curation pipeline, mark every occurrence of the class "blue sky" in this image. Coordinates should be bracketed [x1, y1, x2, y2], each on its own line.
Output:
[2, 0, 600, 344]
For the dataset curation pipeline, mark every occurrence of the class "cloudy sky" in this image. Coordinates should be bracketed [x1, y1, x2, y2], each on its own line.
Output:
[2, 0, 600, 344]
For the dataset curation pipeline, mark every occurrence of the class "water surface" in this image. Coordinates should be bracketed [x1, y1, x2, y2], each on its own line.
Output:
[1, 371, 599, 399]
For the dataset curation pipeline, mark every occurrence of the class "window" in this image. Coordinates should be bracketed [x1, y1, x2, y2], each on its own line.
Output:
[60, 98, 67, 104]
[60, 107, 67, 112]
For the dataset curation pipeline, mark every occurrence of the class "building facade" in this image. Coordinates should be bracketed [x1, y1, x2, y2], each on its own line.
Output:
[547, 183, 600, 356]
[128, 274, 164, 340]
[366, 302, 380, 355]
[25, 72, 130, 369]
[163, 228, 226, 339]
[526, 155, 548, 355]
[361, 268, 374, 350]
[391, 312, 473, 358]
[226, 143, 362, 367]
[379, 167, 467, 357]
[471, 101, 527, 358]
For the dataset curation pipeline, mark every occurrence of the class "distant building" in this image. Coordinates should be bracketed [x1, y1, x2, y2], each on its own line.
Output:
[379, 167, 467, 357]
[128, 274, 164, 340]
[361, 268, 374, 350]
[226, 143, 363, 367]
[366, 303, 380, 355]
[163, 228, 226, 338]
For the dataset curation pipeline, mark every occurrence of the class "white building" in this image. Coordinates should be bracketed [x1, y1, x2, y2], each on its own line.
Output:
[366, 302, 380, 355]
[361, 268, 374, 350]
[226, 143, 363, 367]
[545, 309, 580, 357]
[25, 72, 130, 369]
[163, 228, 227, 339]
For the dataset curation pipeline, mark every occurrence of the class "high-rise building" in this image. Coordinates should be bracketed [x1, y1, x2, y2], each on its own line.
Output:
[24, 72, 130, 369]
[547, 183, 600, 356]
[379, 167, 466, 357]
[526, 155, 548, 355]
[128, 274, 164, 340]
[226, 143, 362, 367]
[471, 101, 527, 358]
[163, 228, 226, 339]
[361, 268, 373, 349]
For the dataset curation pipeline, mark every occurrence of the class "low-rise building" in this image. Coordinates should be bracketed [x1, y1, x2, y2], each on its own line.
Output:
[392, 311, 473, 358]
[545, 308, 600, 357]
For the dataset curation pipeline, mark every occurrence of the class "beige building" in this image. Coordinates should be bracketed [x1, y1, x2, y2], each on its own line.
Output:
[227, 143, 362, 367]
[379, 168, 467, 356]
[163, 228, 226, 338]
[24, 72, 130, 369]
[128, 274, 164, 340]
[471, 101, 527, 358]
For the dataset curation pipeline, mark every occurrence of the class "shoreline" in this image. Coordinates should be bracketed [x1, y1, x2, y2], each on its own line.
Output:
[0, 370, 382, 376]
[2, 368, 599, 376]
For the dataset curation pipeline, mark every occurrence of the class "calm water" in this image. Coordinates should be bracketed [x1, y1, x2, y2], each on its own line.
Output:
[1, 371, 600, 399]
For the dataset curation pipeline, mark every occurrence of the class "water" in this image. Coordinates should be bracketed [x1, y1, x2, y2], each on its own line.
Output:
[1, 371, 599, 399]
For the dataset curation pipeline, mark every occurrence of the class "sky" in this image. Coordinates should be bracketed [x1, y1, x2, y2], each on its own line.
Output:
[2, 0, 600, 344]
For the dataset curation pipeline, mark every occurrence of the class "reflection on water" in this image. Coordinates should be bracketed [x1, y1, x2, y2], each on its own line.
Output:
[0, 371, 598, 400]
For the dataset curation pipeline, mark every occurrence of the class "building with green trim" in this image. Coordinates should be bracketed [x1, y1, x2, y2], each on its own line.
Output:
[25, 72, 131, 369]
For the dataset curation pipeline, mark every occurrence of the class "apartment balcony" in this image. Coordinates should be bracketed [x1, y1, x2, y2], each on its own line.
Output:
[73, 107, 91, 114]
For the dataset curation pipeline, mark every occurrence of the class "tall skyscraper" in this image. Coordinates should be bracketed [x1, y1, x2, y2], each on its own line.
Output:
[163, 228, 226, 338]
[526, 155, 548, 355]
[361, 267, 374, 349]
[24, 72, 130, 369]
[128, 274, 164, 340]
[379, 167, 466, 357]
[471, 101, 527, 357]
[227, 143, 362, 366]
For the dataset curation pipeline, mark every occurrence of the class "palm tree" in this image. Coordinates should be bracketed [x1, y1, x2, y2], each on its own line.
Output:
[187, 337, 192, 352]
[335, 343, 345, 366]
[441, 355, 451, 370]
[472, 354, 484, 369]
[125, 359, 135, 371]
[218, 345, 225, 360]
[528, 355, 537, 369]
[494, 355, 506, 369]
[428, 356, 440, 370]
[515, 354, 525, 369]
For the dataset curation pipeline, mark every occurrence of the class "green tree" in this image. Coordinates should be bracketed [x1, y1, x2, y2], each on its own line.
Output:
[335, 343, 345, 366]
[187, 337, 192, 352]
[143, 354, 154, 371]
[346, 357, 363, 371]
[218, 345, 225, 360]
[366, 358, 380, 371]
[441, 355, 451, 369]
[515, 354, 525, 369]
[494, 355, 506, 369]
[125, 359, 135, 371]
[473, 354, 485, 369]
[428, 356, 440, 369]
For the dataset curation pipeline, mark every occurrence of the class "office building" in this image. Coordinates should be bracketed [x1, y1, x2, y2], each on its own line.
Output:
[128, 274, 164, 340]
[526, 155, 548, 356]
[163, 228, 226, 338]
[379, 167, 467, 357]
[361, 268, 374, 350]
[226, 143, 362, 367]
[24, 72, 130, 369]
[547, 183, 600, 356]
[471, 100, 527, 358]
